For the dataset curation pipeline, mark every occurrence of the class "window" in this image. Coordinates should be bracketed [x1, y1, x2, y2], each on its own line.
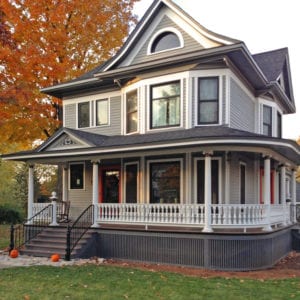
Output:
[240, 163, 246, 204]
[263, 105, 272, 136]
[70, 163, 84, 189]
[126, 90, 138, 133]
[151, 31, 180, 53]
[198, 77, 219, 124]
[78, 102, 90, 128]
[277, 112, 282, 138]
[151, 81, 180, 128]
[96, 99, 108, 126]
[150, 161, 180, 204]
[125, 163, 138, 203]
[196, 159, 219, 204]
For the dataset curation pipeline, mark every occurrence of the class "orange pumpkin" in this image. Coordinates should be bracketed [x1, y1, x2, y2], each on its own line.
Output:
[10, 249, 19, 258]
[51, 253, 60, 262]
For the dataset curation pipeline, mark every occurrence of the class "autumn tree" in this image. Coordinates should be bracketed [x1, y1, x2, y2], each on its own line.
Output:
[0, 0, 138, 152]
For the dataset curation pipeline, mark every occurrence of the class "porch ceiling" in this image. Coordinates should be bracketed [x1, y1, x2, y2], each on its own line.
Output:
[2, 126, 300, 166]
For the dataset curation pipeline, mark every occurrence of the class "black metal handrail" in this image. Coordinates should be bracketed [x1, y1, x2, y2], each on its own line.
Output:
[9, 204, 53, 252]
[65, 204, 94, 261]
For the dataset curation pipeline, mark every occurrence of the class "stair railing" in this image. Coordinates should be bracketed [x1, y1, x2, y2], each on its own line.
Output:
[65, 204, 94, 261]
[9, 204, 53, 252]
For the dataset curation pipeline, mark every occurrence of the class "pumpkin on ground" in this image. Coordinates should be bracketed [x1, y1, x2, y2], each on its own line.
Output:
[10, 249, 19, 258]
[51, 253, 60, 262]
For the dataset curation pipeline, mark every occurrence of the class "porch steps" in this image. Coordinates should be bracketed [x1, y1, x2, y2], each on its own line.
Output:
[20, 226, 94, 259]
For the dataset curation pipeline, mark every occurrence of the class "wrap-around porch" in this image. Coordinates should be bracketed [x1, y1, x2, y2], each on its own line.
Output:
[29, 148, 298, 233]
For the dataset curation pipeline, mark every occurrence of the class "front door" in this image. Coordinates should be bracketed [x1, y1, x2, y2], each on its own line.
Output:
[100, 167, 120, 203]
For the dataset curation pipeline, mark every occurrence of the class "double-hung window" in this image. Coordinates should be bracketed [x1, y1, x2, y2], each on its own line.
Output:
[78, 102, 90, 128]
[263, 105, 272, 136]
[151, 81, 180, 128]
[126, 90, 138, 133]
[198, 77, 219, 124]
[96, 99, 108, 126]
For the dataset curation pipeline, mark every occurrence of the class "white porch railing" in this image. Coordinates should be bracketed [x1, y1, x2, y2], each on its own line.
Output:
[96, 203, 292, 229]
[32, 202, 293, 230]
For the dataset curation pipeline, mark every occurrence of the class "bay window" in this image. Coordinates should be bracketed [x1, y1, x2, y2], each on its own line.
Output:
[198, 77, 219, 124]
[78, 102, 90, 128]
[96, 99, 108, 126]
[126, 90, 138, 133]
[151, 81, 180, 128]
[263, 105, 272, 136]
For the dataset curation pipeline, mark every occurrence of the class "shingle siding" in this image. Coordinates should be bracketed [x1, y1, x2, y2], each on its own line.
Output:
[230, 78, 255, 132]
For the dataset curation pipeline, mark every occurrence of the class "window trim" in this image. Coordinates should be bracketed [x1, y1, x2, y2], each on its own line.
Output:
[95, 98, 109, 127]
[197, 76, 220, 125]
[150, 80, 181, 129]
[147, 27, 184, 55]
[262, 104, 273, 136]
[77, 102, 91, 129]
[125, 89, 139, 134]
[147, 158, 183, 204]
[69, 162, 85, 190]
[193, 157, 222, 204]
[124, 161, 139, 203]
[239, 162, 246, 204]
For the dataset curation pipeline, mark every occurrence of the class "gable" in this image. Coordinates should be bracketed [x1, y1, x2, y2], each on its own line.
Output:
[43, 133, 93, 152]
[107, 0, 238, 70]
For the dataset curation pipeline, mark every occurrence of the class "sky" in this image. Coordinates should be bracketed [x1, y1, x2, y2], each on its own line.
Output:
[133, 0, 300, 141]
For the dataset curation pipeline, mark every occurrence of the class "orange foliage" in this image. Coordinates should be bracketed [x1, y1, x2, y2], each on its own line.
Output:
[0, 0, 138, 153]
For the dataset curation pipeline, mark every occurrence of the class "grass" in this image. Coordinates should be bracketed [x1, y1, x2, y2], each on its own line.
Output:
[0, 265, 299, 300]
[0, 224, 11, 250]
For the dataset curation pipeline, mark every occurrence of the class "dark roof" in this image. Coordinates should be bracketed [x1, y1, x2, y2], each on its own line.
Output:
[3, 126, 299, 164]
[253, 48, 288, 82]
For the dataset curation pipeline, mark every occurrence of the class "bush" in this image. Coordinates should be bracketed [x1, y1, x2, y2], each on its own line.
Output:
[0, 206, 22, 224]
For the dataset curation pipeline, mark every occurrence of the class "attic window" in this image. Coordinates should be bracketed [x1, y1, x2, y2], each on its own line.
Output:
[149, 28, 183, 54]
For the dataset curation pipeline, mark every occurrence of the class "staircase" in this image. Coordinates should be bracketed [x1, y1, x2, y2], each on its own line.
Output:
[20, 226, 93, 259]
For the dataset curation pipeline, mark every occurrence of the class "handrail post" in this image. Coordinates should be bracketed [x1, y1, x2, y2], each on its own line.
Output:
[65, 225, 71, 261]
[9, 224, 15, 252]
[50, 191, 59, 226]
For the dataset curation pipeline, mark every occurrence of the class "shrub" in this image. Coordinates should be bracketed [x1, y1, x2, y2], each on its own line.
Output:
[0, 206, 22, 224]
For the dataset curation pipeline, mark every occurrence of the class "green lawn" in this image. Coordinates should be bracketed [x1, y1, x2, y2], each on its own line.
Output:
[0, 265, 299, 300]
[0, 224, 10, 250]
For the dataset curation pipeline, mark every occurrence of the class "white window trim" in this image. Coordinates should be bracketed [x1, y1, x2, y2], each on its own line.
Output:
[195, 76, 222, 126]
[94, 98, 110, 128]
[147, 27, 184, 55]
[69, 162, 85, 190]
[193, 157, 222, 204]
[123, 161, 140, 203]
[124, 89, 139, 135]
[76, 101, 91, 129]
[147, 78, 184, 132]
[239, 162, 247, 204]
[146, 158, 183, 204]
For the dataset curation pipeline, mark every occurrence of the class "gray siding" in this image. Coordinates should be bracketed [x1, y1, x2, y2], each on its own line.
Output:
[69, 163, 93, 219]
[229, 153, 257, 204]
[131, 15, 203, 66]
[64, 104, 76, 128]
[230, 78, 255, 132]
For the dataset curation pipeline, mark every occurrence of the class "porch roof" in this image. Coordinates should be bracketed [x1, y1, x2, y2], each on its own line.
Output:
[2, 126, 300, 165]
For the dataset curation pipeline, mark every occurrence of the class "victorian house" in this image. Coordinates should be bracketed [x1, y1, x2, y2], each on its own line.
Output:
[3, 0, 300, 270]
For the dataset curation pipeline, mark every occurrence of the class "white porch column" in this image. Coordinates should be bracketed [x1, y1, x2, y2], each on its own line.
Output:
[26, 164, 34, 223]
[280, 165, 286, 204]
[263, 156, 272, 231]
[50, 191, 59, 226]
[92, 160, 100, 228]
[291, 169, 297, 223]
[62, 165, 68, 203]
[203, 152, 213, 233]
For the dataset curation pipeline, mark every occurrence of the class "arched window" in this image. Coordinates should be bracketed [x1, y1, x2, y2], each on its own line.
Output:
[149, 29, 182, 54]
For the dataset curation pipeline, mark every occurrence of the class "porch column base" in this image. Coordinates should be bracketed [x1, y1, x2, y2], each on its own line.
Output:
[202, 226, 213, 233]
[91, 222, 100, 228]
[262, 225, 272, 232]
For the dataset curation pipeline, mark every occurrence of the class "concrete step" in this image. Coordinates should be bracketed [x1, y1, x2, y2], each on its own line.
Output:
[21, 226, 94, 259]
